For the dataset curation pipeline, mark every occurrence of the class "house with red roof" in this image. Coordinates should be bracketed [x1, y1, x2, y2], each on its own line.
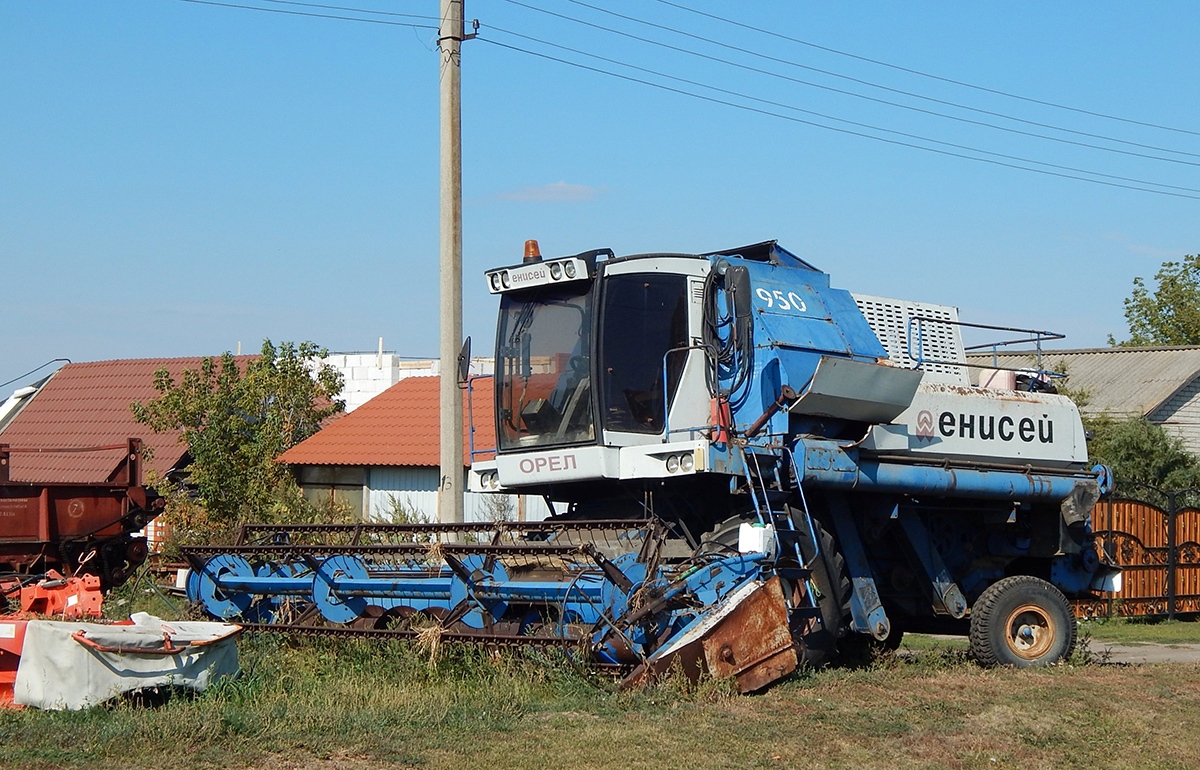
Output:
[278, 375, 549, 522]
[0, 358, 539, 529]
[0, 358, 258, 485]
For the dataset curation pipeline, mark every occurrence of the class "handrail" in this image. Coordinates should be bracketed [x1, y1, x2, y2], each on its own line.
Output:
[465, 374, 497, 461]
[660, 344, 715, 442]
[905, 316, 1067, 381]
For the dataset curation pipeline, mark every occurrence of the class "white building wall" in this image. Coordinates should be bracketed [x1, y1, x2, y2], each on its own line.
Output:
[323, 354, 496, 412]
[368, 466, 438, 520]
[368, 466, 550, 523]
[322, 352, 404, 413]
[1149, 375, 1200, 456]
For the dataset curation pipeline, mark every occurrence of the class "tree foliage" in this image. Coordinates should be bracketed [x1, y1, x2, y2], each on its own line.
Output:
[1085, 414, 1200, 491]
[1110, 253, 1200, 347]
[132, 340, 345, 542]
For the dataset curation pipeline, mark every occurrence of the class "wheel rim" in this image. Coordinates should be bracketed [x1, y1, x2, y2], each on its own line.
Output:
[1004, 603, 1055, 660]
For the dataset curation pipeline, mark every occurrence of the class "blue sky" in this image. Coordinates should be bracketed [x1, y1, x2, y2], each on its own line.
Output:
[3, 1, 1198, 388]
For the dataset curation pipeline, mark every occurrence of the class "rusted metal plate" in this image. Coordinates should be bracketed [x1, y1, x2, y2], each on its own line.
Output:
[622, 576, 797, 693]
[701, 576, 797, 692]
[0, 493, 45, 541]
[0, 441, 159, 586]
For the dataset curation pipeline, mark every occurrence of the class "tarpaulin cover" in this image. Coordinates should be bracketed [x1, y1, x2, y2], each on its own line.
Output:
[14, 613, 240, 710]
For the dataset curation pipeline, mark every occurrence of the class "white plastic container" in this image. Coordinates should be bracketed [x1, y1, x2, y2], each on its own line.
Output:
[738, 522, 776, 555]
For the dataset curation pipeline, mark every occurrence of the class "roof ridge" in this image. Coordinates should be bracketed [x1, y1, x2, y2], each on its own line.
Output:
[63, 354, 259, 368]
[277, 375, 493, 468]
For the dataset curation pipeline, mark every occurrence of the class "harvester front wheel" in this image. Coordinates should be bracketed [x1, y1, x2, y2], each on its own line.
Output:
[792, 512, 853, 668]
[699, 510, 852, 668]
[969, 575, 1076, 668]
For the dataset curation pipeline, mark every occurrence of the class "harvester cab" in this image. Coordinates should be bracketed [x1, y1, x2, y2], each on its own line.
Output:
[475, 240, 922, 492]
[184, 240, 1118, 692]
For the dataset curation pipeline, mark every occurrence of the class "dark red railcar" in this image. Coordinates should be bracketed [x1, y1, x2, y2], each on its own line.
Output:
[0, 439, 160, 590]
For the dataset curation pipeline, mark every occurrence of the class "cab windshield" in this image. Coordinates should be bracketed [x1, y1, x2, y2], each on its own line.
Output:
[495, 286, 594, 451]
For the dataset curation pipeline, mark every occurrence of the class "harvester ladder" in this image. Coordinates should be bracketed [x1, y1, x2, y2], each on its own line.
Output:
[740, 446, 820, 617]
[783, 446, 832, 618]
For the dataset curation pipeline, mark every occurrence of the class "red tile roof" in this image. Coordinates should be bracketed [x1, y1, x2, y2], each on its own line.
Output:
[277, 376, 495, 467]
[0, 357, 254, 484]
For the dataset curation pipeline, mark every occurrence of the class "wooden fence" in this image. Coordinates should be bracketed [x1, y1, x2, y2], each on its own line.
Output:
[1076, 485, 1200, 619]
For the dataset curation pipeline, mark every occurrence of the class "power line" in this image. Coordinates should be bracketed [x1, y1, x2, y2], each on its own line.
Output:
[554, 0, 1200, 160]
[174, 0, 1200, 198]
[178, 0, 438, 29]
[186, 0, 1199, 166]
[477, 37, 1200, 201]
[502, 0, 1200, 165]
[0, 359, 70, 391]
[650, 0, 1200, 139]
[484, 25, 1200, 196]
[258, 0, 438, 21]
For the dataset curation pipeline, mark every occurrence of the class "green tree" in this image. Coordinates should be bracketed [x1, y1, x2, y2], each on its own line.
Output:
[132, 340, 345, 542]
[1085, 414, 1200, 491]
[1110, 253, 1200, 347]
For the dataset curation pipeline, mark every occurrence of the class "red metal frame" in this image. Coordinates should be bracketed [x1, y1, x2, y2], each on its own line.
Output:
[2, 571, 104, 619]
[0, 619, 27, 707]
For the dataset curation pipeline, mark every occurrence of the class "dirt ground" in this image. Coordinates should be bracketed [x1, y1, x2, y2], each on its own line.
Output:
[1094, 640, 1200, 664]
[917, 634, 1200, 664]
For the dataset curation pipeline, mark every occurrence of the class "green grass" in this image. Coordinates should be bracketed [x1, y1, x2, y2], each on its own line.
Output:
[898, 616, 1200, 652]
[4, 634, 1200, 770]
[7, 572, 1199, 770]
[1078, 616, 1200, 645]
[894, 633, 970, 653]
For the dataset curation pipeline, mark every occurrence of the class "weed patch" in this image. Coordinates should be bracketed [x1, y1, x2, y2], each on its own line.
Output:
[3, 635, 1200, 769]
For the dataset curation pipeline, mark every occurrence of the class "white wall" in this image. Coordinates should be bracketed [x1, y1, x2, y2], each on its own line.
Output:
[367, 466, 550, 523]
[322, 353, 496, 412]
[321, 353, 403, 413]
[1150, 375, 1200, 456]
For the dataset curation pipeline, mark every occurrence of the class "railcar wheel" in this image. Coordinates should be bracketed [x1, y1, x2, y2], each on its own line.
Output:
[969, 575, 1076, 668]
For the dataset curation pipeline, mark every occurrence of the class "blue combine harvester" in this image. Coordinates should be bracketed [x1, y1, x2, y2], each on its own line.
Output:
[185, 240, 1119, 692]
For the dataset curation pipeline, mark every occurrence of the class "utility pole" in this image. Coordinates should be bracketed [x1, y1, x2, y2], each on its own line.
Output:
[437, 0, 466, 523]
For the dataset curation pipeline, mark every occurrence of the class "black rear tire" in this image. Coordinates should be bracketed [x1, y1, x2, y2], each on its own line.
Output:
[969, 575, 1076, 668]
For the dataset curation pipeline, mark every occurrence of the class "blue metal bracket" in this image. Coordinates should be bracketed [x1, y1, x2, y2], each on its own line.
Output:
[825, 494, 891, 640]
[895, 507, 968, 619]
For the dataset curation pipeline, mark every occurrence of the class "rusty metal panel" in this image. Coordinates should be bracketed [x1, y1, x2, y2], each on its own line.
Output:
[0, 492, 44, 542]
[701, 576, 798, 693]
[622, 576, 798, 693]
[0, 489, 129, 543]
[0, 441, 159, 586]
